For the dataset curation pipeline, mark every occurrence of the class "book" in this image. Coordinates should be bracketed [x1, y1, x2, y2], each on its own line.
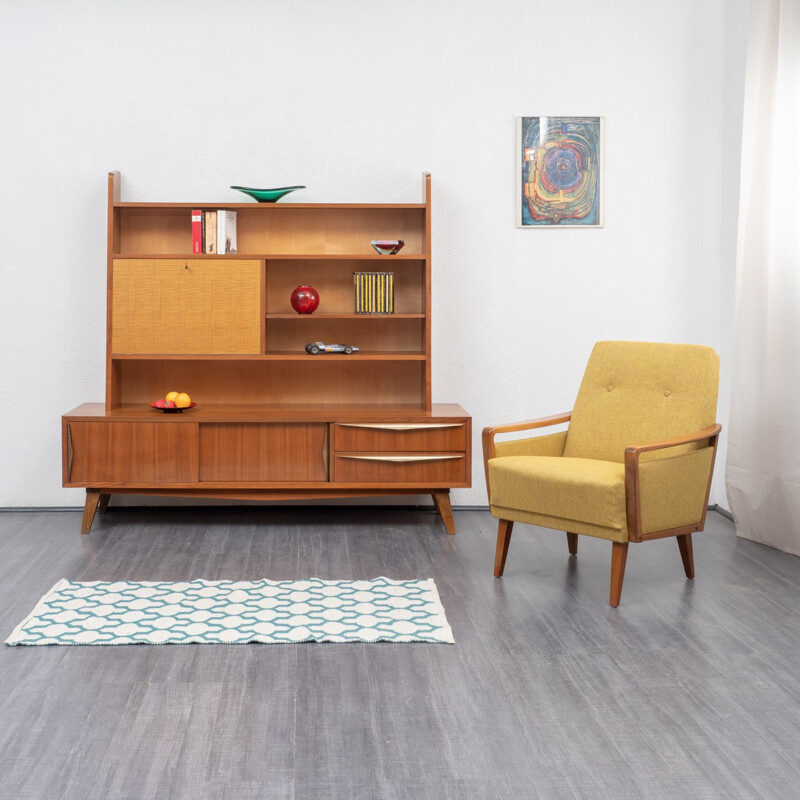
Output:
[191, 210, 203, 254]
[204, 211, 217, 254]
[217, 210, 238, 254]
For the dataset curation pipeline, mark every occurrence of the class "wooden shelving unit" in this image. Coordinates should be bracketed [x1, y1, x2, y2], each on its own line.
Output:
[62, 172, 471, 533]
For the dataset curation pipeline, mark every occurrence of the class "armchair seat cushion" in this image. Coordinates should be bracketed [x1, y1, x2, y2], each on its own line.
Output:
[488, 456, 627, 540]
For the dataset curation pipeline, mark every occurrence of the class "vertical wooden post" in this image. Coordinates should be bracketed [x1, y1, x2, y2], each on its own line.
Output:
[81, 489, 102, 534]
[677, 533, 695, 578]
[566, 532, 578, 555]
[431, 491, 456, 535]
[494, 519, 514, 577]
[609, 541, 629, 607]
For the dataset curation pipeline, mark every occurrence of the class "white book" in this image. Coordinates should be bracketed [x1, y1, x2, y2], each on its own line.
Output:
[217, 210, 238, 254]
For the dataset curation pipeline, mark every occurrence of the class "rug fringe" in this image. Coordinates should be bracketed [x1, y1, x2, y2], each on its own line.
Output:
[5, 578, 69, 645]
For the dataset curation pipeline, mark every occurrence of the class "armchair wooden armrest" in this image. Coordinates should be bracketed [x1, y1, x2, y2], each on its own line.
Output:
[624, 423, 722, 542]
[482, 412, 572, 502]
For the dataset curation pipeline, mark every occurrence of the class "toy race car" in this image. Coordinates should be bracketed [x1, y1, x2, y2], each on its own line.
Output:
[305, 342, 359, 355]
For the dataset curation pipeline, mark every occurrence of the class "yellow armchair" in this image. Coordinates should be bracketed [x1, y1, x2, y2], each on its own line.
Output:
[482, 341, 721, 606]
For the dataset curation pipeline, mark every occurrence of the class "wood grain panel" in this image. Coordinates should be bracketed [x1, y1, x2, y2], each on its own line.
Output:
[334, 422, 467, 452]
[65, 401, 468, 422]
[68, 421, 199, 484]
[333, 453, 467, 484]
[237, 208, 425, 255]
[116, 359, 425, 406]
[199, 423, 328, 482]
[118, 207, 192, 254]
[112, 259, 262, 354]
[266, 318, 423, 353]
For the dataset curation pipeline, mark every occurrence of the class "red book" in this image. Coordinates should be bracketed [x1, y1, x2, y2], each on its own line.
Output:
[191, 209, 202, 254]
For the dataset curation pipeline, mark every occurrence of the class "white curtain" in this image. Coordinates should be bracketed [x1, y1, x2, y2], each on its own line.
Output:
[726, 0, 800, 555]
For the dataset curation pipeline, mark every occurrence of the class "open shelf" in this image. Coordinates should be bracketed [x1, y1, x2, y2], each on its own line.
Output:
[114, 202, 427, 210]
[113, 206, 427, 258]
[108, 253, 426, 261]
[111, 352, 425, 360]
[105, 171, 432, 411]
[266, 313, 425, 319]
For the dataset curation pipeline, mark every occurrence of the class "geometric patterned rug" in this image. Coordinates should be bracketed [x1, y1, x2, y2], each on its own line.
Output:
[5, 577, 454, 646]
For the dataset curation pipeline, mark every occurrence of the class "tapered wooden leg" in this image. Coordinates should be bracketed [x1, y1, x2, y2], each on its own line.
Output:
[494, 519, 514, 577]
[97, 493, 111, 514]
[81, 489, 102, 534]
[609, 541, 629, 607]
[677, 533, 695, 579]
[431, 492, 456, 535]
[566, 532, 578, 556]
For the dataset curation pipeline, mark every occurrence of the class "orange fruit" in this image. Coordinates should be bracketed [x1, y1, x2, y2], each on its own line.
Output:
[175, 392, 192, 408]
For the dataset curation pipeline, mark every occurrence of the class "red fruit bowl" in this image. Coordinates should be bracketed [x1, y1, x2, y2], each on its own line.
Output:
[149, 401, 197, 413]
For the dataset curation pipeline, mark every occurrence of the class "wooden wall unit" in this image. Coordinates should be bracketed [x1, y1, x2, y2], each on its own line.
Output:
[62, 172, 471, 533]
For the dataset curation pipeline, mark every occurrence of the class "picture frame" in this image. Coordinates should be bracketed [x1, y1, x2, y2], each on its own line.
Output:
[517, 116, 604, 227]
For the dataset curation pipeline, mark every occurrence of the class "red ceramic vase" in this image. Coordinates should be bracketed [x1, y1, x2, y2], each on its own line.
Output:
[291, 285, 320, 314]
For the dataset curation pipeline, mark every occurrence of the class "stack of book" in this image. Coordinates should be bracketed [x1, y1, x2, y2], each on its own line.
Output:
[354, 272, 394, 314]
[191, 210, 238, 254]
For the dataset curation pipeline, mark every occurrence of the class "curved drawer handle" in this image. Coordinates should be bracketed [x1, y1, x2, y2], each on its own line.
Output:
[339, 455, 463, 463]
[339, 423, 462, 431]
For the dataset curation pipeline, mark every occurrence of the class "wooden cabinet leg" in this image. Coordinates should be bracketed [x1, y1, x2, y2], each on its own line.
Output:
[431, 491, 456, 535]
[98, 493, 111, 514]
[609, 541, 629, 607]
[81, 489, 102, 534]
[566, 532, 578, 556]
[677, 533, 695, 579]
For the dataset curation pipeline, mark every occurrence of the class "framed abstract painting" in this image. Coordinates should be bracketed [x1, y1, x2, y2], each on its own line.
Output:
[517, 116, 604, 227]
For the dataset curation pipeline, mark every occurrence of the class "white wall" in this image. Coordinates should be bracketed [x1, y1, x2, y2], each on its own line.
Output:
[0, 0, 749, 509]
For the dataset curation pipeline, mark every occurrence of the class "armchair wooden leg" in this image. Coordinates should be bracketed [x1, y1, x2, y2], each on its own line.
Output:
[609, 541, 629, 607]
[677, 533, 695, 579]
[566, 532, 578, 556]
[494, 519, 514, 577]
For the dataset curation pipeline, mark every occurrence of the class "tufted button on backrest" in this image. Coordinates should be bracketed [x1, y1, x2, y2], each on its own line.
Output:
[562, 341, 719, 463]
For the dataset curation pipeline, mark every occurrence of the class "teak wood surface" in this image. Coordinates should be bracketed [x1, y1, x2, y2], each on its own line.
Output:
[64, 402, 471, 534]
[67, 173, 469, 535]
[105, 171, 435, 411]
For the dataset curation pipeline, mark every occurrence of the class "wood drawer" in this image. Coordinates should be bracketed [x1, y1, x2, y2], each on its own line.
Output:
[199, 423, 328, 482]
[67, 421, 199, 484]
[333, 453, 467, 484]
[333, 422, 467, 452]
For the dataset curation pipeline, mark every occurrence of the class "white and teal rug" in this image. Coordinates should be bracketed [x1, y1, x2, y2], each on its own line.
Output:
[5, 577, 454, 646]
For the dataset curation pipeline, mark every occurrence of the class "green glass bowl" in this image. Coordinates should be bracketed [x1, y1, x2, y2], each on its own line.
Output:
[230, 185, 305, 203]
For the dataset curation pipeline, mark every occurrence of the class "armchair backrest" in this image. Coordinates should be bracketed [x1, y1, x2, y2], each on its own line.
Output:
[562, 341, 719, 463]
